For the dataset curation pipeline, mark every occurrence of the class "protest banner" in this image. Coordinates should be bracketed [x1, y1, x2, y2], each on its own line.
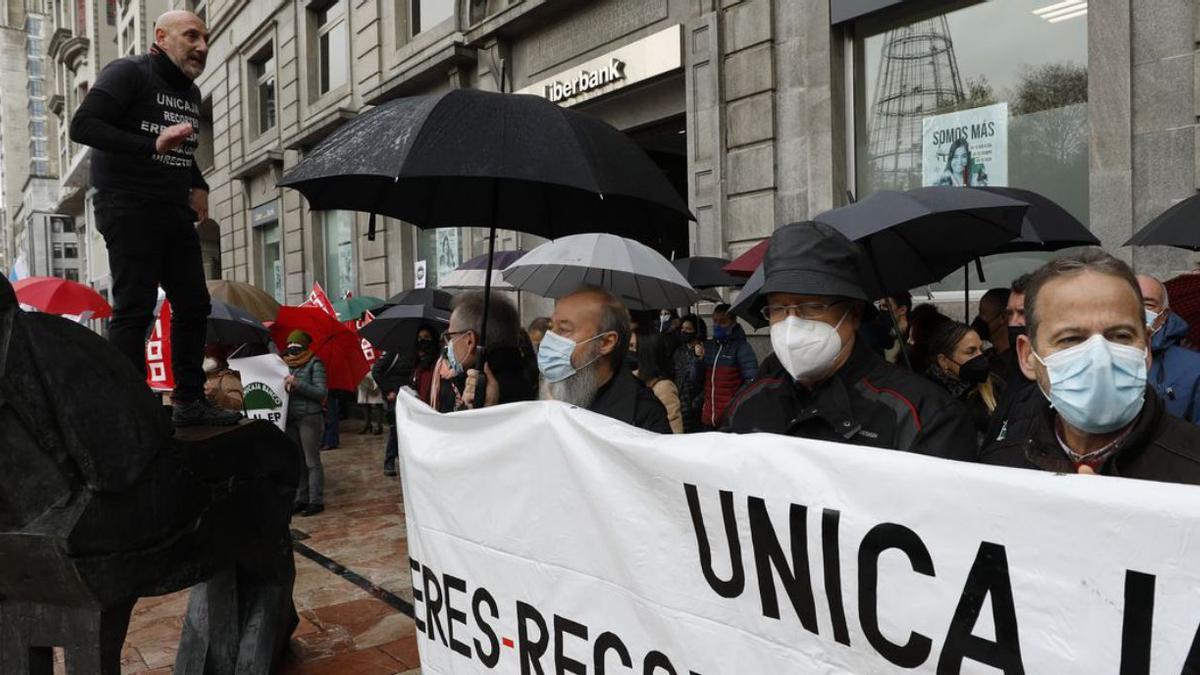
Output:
[230, 354, 290, 430]
[395, 394, 1200, 674]
[345, 310, 379, 366]
[145, 299, 174, 391]
[922, 102, 1008, 188]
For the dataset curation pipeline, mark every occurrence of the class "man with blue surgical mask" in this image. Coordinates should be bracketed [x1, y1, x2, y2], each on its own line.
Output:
[726, 222, 978, 461]
[1136, 274, 1200, 425]
[982, 250, 1200, 482]
[540, 287, 671, 433]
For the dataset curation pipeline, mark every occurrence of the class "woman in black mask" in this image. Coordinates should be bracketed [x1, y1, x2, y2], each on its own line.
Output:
[925, 320, 1005, 442]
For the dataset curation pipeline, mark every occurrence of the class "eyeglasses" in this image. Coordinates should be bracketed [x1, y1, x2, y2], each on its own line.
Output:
[440, 330, 471, 346]
[760, 300, 847, 321]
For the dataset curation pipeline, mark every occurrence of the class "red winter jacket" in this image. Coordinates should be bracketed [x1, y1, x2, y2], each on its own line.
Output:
[692, 323, 758, 428]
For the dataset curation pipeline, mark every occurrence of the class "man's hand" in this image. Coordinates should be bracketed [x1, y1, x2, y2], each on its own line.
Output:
[284, 375, 296, 392]
[156, 122, 194, 154]
[189, 188, 209, 222]
[1078, 465, 1097, 475]
[462, 364, 499, 409]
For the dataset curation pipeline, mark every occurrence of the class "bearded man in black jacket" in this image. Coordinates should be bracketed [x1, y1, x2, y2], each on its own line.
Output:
[70, 10, 237, 427]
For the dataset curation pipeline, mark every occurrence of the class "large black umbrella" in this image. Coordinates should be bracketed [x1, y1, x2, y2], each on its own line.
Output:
[814, 187, 1028, 296]
[359, 304, 450, 354]
[206, 299, 270, 345]
[1125, 193, 1200, 251]
[729, 264, 767, 329]
[279, 89, 692, 404]
[383, 288, 454, 312]
[671, 256, 743, 289]
[975, 187, 1097, 252]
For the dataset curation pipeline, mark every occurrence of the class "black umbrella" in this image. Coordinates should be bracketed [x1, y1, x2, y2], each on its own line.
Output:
[383, 288, 454, 312]
[1125, 193, 1200, 251]
[814, 187, 1028, 296]
[279, 89, 692, 404]
[671, 256, 743, 289]
[359, 304, 450, 354]
[975, 187, 1097, 252]
[207, 299, 270, 345]
[729, 264, 767, 329]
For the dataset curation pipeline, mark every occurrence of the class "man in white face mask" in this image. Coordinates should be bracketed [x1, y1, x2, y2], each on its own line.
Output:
[539, 287, 671, 433]
[982, 250, 1200, 483]
[726, 222, 978, 462]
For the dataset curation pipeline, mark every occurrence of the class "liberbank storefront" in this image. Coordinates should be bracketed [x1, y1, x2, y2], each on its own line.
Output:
[512, 23, 690, 263]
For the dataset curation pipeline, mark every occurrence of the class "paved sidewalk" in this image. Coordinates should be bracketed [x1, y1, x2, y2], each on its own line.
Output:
[66, 425, 421, 675]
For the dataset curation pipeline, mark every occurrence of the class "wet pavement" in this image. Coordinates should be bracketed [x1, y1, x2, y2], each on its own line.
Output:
[76, 425, 421, 675]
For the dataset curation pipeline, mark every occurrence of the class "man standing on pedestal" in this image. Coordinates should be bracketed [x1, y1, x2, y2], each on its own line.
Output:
[71, 10, 239, 426]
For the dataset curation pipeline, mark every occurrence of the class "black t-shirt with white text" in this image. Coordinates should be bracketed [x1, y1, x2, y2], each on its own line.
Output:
[71, 49, 207, 207]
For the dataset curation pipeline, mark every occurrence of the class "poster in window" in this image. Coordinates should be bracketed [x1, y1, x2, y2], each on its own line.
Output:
[435, 229, 460, 285]
[272, 259, 283, 303]
[921, 102, 1008, 188]
[414, 260, 427, 289]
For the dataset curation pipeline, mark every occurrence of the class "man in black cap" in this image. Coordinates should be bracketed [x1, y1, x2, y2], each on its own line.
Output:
[726, 222, 978, 461]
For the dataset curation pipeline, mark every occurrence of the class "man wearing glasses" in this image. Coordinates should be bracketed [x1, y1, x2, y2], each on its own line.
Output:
[726, 222, 978, 461]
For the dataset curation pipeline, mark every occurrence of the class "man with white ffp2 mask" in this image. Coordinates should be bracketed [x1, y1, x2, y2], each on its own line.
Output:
[982, 250, 1200, 482]
[726, 222, 978, 462]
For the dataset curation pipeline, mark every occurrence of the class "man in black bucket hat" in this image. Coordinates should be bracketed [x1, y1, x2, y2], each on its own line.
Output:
[726, 222, 978, 461]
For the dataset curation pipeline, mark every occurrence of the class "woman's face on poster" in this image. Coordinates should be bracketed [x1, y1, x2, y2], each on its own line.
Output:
[951, 145, 969, 175]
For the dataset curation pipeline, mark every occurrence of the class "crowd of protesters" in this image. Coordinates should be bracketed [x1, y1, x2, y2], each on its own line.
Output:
[362, 219, 1200, 490]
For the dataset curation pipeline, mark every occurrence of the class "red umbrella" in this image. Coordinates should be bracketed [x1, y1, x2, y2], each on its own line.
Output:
[723, 240, 769, 278]
[13, 276, 112, 318]
[270, 306, 369, 392]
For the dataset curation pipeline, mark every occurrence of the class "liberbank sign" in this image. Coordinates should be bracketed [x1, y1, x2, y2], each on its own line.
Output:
[518, 24, 682, 106]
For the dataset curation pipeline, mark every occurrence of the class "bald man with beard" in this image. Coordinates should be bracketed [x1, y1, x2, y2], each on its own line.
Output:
[71, 11, 239, 427]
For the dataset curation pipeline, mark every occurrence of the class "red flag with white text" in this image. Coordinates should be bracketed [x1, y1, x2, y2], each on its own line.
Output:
[302, 281, 338, 319]
[146, 299, 175, 391]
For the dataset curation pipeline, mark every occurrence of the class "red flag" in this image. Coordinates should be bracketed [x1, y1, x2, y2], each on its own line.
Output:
[301, 281, 337, 318]
[146, 299, 175, 391]
[345, 309, 378, 366]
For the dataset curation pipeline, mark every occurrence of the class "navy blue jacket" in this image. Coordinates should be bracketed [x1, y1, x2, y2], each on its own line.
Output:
[1150, 312, 1200, 425]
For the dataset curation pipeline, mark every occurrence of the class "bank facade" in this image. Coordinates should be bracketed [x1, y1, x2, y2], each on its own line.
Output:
[178, 0, 1192, 310]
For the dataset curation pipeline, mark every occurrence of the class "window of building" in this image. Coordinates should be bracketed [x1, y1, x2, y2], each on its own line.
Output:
[64, 243, 78, 259]
[51, 216, 74, 233]
[321, 210, 356, 300]
[248, 44, 276, 136]
[258, 221, 284, 303]
[315, 0, 348, 96]
[52, 242, 63, 259]
[189, 0, 206, 24]
[852, 0, 1088, 293]
[417, 226, 459, 288]
[410, 0, 453, 36]
[196, 97, 214, 171]
[63, 268, 80, 282]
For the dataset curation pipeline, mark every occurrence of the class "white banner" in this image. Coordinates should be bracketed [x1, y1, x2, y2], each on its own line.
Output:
[396, 394, 1200, 674]
[922, 102, 1008, 188]
[230, 354, 290, 430]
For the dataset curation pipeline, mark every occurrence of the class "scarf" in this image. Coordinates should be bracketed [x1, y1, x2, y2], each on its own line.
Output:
[283, 349, 315, 369]
[926, 364, 973, 400]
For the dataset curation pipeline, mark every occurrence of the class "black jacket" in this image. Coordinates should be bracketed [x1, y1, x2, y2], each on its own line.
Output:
[371, 351, 414, 396]
[982, 375, 1039, 451]
[980, 387, 1200, 484]
[727, 339, 978, 461]
[588, 365, 672, 434]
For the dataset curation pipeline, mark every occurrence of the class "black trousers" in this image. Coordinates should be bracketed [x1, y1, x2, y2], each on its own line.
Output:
[95, 195, 210, 402]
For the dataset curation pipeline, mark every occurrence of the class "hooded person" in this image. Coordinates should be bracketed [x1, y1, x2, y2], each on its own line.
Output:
[282, 329, 328, 516]
[1138, 274, 1200, 425]
[726, 221, 978, 462]
[981, 250, 1200, 483]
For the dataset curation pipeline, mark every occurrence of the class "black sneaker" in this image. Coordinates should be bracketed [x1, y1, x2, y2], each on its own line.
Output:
[300, 504, 325, 517]
[383, 465, 397, 477]
[173, 399, 242, 427]
[292, 502, 308, 515]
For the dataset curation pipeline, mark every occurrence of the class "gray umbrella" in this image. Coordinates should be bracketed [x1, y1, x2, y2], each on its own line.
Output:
[501, 233, 701, 310]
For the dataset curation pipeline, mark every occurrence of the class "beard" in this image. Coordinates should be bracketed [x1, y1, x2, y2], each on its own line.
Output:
[540, 343, 604, 408]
